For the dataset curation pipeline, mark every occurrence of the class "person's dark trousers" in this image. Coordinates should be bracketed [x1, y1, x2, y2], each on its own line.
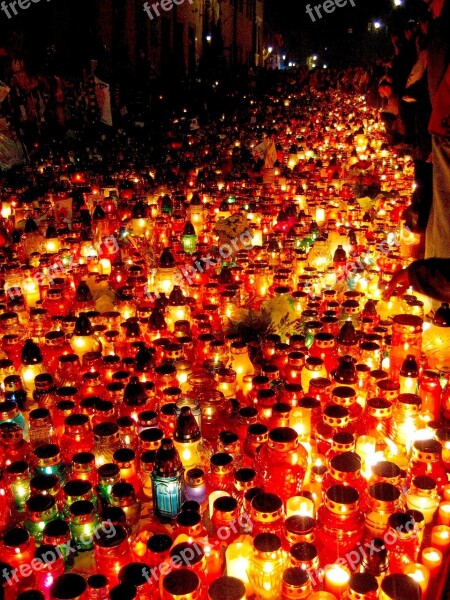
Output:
[413, 159, 433, 231]
[399, 99, 416, 146]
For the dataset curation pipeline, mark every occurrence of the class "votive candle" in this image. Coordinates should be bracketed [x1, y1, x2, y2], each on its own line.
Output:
[438, 501, 450, 526]
[431, 525, 450, 550]
[420, 547, 442, 577]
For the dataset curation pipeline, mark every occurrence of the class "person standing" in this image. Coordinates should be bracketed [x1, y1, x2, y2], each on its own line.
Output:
[424, 0, 450, 258]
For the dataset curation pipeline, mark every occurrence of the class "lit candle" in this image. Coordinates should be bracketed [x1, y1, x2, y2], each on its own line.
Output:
[420, 547, 442, 577]
[438, 501, 450, 526]
[431, 525, 450, 550]
[404, 563, 429, 595]
[99, 258, 111, 275]
[289, 407, 311, 441]
[324, 564, 351, 598]
[22, 276, 40, 308]
[443, 484, 450, 501]
[355, 435, 377, 479]
[225, 536, 254, 596]
[286, 496, 315, 519]
[316, 207, 326, 225]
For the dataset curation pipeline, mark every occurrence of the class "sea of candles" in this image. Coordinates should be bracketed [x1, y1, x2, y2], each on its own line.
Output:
[0, 89, 447, 600]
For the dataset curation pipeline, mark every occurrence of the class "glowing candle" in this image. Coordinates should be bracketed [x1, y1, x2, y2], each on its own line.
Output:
[289, 407, 311, 441]
[420, 547, 442, 577]
[438, 501, 450, 525]
[355, 435, 377, 480]
[431, 525, 450, 550]
[286, 496, 315, 519]
[444, 484, 450, 501]
[99, 258, 111, 275]
[324, 564, 351, 598]
[404, 563, 429, 595]
[225, 536, 254, 596]
[22, 277, 40, 308]
[316, 207, 326, 225]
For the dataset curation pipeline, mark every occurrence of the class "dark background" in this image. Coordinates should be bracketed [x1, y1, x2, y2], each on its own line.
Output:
[0, 0, 431, 75]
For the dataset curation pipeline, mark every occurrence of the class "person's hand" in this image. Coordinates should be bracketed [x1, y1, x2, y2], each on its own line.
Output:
[382, 268, 412, 300]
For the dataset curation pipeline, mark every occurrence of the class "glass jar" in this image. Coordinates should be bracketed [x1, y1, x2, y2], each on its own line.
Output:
[162, 569, 202, 600]
[93, 422, 123, 467]
[33, 374, 58, 411]
[316, 485, 365, 565]
[359, 398, 391, 449]
[309, 333, 339, 375]
[3, 374, 28, 413]
[63, 480, 96, 517]
[289, 541, 319, 575]
[390, 315, 422, 380]
[218, 431, 242, 470]
[25, 494, 59, 543]
[209, 576, 246, 600]
[152, 438, 184, 520]
[365, 482, 402, 539]
[418, 370, 442, 422]
[250, 492, 285, 539]
[207, 453, 234, 494]
[0, 528, 35, 589]
[315, 405, 350, 455]
[0, 400, 26, 432]
[331, 386, 363, 432]
[69, 500, 99, 551]
[86, 574, 109, 600]
[94, 524, 130, 586]
[96, 463, 120, 507]
[407, 439, 447, 494]
[211, 495, 240, 544]
[34, 444, 65, 482]
[60, 415, 95, 464]
[118, 562, 154, 599]
[29, 408, 54, 450]
[110, 482, 141, 533]
[385, 512, 419, 574]
[42, 518, 73, 569]
[301, 357, 327, 392]
[184, 467, 207, 508]
[405, 475, 440, 524]
[284, 515, 316, 548]
[5, 460, 31, 513]
[248, 533, 287, 600]
[54, 355, 81, 388]
[255, 428, 308, 504]
[30, 474, 64, 513]
[52, 400, 76, 441]
[281, 568, 312, 600]
[230, 342, 255, 391]
[232, 467, 256, 512]
[345, 573, 378, 600]
[50, 573, 88, 600]
[254, 389, 277, 423]
[197, 388, 232, 444]
[389, 394, 421, 453]
[323, 452, 366, 496]
[243, 424, 269, 468]
[379, 574, 421, 600]
[70, 452, 98, 487]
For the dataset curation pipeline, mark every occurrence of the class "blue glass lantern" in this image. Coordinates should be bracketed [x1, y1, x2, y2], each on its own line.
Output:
[151, 438, 184, 519]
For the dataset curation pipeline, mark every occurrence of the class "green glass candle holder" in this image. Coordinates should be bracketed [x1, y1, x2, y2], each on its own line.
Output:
[69, 500, 99, 552]
[25, 494, 59, 543]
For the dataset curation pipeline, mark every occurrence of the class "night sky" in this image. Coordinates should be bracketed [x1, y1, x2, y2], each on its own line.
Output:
[266, 0, 427, 65]
[0, 0, 430, 71]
